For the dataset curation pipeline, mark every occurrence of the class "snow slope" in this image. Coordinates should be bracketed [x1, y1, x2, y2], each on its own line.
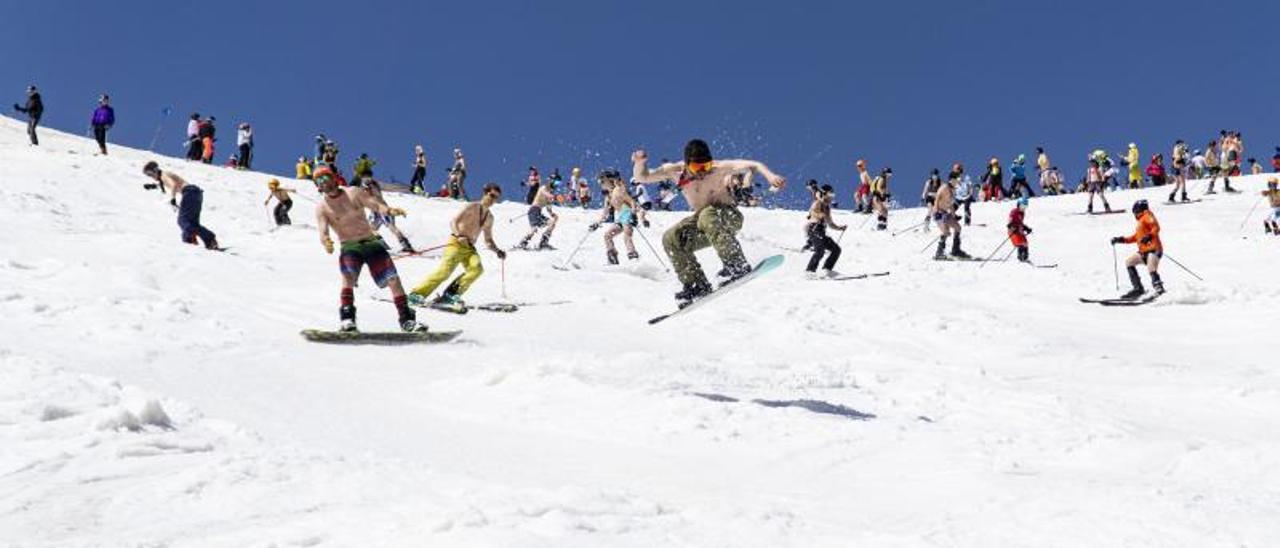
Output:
[1, 115, 1278, 547]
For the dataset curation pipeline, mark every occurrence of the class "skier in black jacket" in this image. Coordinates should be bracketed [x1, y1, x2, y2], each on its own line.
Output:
[13, 86, 43, 145]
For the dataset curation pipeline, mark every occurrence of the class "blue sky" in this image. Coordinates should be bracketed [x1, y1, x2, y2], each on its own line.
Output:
[5, 0, 1278, 207]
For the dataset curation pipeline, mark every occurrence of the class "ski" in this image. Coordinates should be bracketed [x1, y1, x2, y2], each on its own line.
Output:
[1024, 263, 1058, 269]
[1073, 210, 1126, 216]
[823, 271, 891, 281]
[1078, 294, 1160, 306]
[300, 329, 462, 345]
[1164, 199, 1203, 205]
[649, 255, 784, 325]
[377, 296, 524, 313]
[933, 256, 987, 262]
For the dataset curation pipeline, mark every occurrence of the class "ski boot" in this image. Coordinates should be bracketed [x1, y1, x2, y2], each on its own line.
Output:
[399, 306, 427, 332]
[674, 280, 712, 308]
[950, 235, 970, 259]
[821, 268, 839, 278]
[1181, 192, 1189, 203]
[1121, 267, 1145, 299]
[406, 292, 429, 307]
[1151, 273, 1165, 295]
[431, 292, 467, 314]
[626, 251, 640, 261]
[513, 238, 530, 250]
[1104, 203, 1112, 213]
[606, 249, 619, 265]
[339, 304, 357, 332]
[1086, 203, 1093, 214]
[1167, 192, 1176, 203]
[1119, 287, 1145, 300]
[933, 238, 947, 260]
[537, 233, 555, 251]
[399, 236, 415, 254]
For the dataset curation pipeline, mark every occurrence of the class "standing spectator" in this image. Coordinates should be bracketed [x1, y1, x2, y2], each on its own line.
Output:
[1271, 147, 1280, 173]
[448, 148, 467, 199]
[1249, 158, 1263, 175]
[352, 153, 376, 186]
[12, 85, 43, 146]
[1036, 146, 1050, 174]
[186, 113, 202, 160]
[296, 156, 313, 180]
[236, 123, 254, 169]
[1145, 154, 1166, 186]
[409, 145, 427, 194]
[198, 116, 217, 164]
[90, 94, 115, 155]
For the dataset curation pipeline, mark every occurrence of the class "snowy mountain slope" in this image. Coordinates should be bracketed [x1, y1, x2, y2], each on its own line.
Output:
[1, 115, 1277, 546]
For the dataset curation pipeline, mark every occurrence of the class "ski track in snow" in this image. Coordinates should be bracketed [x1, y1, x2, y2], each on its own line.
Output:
[1, 115, 1279, 546]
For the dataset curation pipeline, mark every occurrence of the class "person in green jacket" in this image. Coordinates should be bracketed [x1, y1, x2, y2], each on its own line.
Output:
[352, 153, 377, 186]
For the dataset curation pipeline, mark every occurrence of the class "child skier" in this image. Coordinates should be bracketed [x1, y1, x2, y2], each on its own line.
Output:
[264, 179, 296, 226]
[408, 184, 507, 311]
[1007, 197, 1032, 262]
[1110, 200, 1164, 299]
[804, 184, 847, 277]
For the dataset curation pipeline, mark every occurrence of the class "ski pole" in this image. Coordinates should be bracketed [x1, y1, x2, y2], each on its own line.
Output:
[836, 226, 849, 244]
[395, 241, 450, 259]
[1238, 195, 1265, 231]
[506, 213, 524, 224]
[1162, 253, 1205, 281]
[1111, 244, 1120, 291]
[919, 236, 938, 254]
[978, 236, 1010, 269]
[891, 220, 925, 237]
[556, 229, 594, 269]
[634, 227, 671, 272]
[500, 258, 508, 300]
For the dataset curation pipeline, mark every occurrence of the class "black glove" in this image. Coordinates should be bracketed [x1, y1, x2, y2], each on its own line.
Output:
[1139, 235, 1152, 245]
[12, 103, 21, 111]
[170, 198, 178, 209]
[1110, 236, 1123, 245]
[642, 219, 650, 228]
[588, 222, 600, 231]
[495, 249, 507, 260]
[1024, 226, 1032, 234]
[143, 183, 158, 190]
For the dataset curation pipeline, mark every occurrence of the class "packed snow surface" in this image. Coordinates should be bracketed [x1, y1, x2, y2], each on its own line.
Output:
[1, 116, 1277, 546]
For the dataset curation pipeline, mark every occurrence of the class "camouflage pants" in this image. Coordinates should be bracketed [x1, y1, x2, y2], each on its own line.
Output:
[663, 204, 745, 286]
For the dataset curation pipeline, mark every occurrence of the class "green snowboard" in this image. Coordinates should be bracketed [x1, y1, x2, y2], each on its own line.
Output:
[300, 329, 462, 345]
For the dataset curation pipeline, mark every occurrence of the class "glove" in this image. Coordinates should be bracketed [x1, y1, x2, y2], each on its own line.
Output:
[143, 183, 158, 190]
[1110, 236, 1123, 245]
[169, 198, 178, 210]
[642, 219, 650, 228]
[387, 207, 406, 217]
[1024, 226, 1032, 234]
[1139, 235, 1152, 245]
[322, 238, 334, 254]
[588, 222, 600, 231]
[495, 249, 507, 260]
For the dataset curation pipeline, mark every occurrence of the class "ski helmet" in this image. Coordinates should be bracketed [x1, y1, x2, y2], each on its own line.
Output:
[1129, 143, 1137, 149]
[1131, 199, 1149, 215]
[684, 139, 712, 164]
[1015, 154, 1026, 164]
[268, 179, 280, 189]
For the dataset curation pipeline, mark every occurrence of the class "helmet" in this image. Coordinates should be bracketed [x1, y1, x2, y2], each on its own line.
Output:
[1132, 199, 1149, 215]
[1129, 143, 1137, 148]
[572, 167, 580, 174]
[1015, 154, 1026, 164]
[1016, 196, 1029, 209]
[268, 179, 280, 189]
[313, 165, 335, 182]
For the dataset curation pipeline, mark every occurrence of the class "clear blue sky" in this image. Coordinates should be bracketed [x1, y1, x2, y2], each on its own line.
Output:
[6, 0, 1278, 207]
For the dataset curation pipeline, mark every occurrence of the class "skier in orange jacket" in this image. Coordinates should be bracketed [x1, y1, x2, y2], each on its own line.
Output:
[1110, 199, 1163, 299]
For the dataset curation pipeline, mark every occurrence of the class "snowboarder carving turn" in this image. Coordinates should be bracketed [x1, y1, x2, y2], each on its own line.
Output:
[1110, 199, 1164, 299]
[142, 161, 219, 250]
[631, 139, 785, 306]
[313, 166, 424, 333]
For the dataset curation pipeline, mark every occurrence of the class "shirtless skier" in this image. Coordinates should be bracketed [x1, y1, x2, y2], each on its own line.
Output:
[408, 184, 507, 311]
[591, 170, 649, 264]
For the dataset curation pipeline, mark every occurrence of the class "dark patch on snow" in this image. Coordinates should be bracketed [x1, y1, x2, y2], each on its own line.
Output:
[691, 392, 876, 420]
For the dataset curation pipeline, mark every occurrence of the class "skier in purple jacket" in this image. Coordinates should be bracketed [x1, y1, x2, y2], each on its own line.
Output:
[90, 95, 115, 155]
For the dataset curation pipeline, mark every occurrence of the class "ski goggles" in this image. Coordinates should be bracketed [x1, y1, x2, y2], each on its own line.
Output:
[314, 172, 335, 186]
[686, 160, 713, 175]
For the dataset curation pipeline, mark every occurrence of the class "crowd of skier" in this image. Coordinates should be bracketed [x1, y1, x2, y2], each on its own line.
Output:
[12, 82, 1279, 333]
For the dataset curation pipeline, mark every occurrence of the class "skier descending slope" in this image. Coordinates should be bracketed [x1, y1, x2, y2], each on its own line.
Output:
[870, 167, 893, 230]
[142, 161, 220, 250]
[1110, 199, 1165, 299]
[408, 184, 507, 312]
[516, 179, 558, 250]
[264, 179, 296, 226]
[854, 159, 872, 213]
[363, 178, 415, 253]
[1007, 197, 1033, 262]
[312, 166, 424, 332]
[591, 170, 649, 265]
[804, 184, 847, 277]
[932, 167, 970, 260]
[1085, 159, 1113, 213]
[631, 139, 786, 305]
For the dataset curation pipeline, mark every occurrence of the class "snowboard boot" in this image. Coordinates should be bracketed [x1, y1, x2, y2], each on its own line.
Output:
[399, 306, 427, 332]
[950, 235, 970, 259]
[606, 249, 619, 265]
[719, 262, 754, 287]
[1121, 267, 1145, 299]
[626, 250, 640, 261]
[674, 280, 713, 307]
[933, 238, 947, 260]
[399, 237, 414, 254]
[339, 304, 357, 332]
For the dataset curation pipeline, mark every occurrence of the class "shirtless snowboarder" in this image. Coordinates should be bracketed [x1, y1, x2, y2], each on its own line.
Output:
[264, 178, 296, 226]
[632, 138, 785, 305]
[408, 183, 507, 312]
[590, 170, 649, 264]
[516, 180, 558, 250]
[142, 161, 220, 249]
[313, 166, 424, 332]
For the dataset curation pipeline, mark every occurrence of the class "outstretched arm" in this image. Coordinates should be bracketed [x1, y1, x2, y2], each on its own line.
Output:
[716, 159, 786, 190]
[631, 150, 683, 184]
